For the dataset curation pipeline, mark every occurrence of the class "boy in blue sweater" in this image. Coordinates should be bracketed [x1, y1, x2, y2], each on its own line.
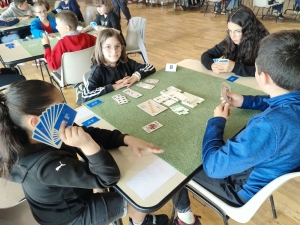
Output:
[171, 30, 300, 225]
[30, 1, 57, 38]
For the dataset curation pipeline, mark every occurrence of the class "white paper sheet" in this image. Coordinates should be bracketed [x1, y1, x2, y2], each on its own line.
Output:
[75, 107, 94, 122]
[126, 158, 177, 200]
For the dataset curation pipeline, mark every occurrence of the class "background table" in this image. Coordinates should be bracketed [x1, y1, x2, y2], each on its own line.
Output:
[0, 18, 34, 33]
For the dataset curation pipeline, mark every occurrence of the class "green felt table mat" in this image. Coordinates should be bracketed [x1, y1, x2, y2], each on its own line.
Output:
[17, 36, 58, 56]
[84, 67, 264, 176]
[14, 18, 34, 28]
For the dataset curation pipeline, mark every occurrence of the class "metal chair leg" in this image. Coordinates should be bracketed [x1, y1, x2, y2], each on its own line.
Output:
[269, 195, 277, 219]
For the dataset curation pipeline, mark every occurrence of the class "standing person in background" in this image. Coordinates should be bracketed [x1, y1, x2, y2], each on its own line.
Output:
[269, 0, 284, 20]
[81, 0, 126, 45]
[201, 5, 269, 77]
[52, 0, 84, 22]
[112, 0, 131, 23]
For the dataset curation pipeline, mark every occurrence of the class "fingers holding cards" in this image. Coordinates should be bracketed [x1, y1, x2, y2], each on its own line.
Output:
[221, 82, 232, 104]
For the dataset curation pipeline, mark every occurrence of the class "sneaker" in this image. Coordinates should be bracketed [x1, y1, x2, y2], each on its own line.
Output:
[129, 214, 168, 225]
[32, 59, 41, 66]
[221, 10, 226, 15]
[173, 215, 201, 225]
[278, 13, 284, 20]
[128, 0, 134, 3]
[180, 5, 186, 10]
[214, 7, 219, 14]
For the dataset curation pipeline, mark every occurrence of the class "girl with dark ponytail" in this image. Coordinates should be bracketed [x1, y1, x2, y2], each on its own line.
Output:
[0, 80, 167, 225]
[201, 5, 269, 77]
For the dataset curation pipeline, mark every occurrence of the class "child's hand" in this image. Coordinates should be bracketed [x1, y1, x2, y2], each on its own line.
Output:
[59, 121, 100, 155]
[112, 83, 124, 91]
[115, 76, 130, 84]
[122, 76, 139, 88]
[221, 92, 244, 108]
[211, 63, 221, 74]
[215, 60, 235, 73]
[41, 33, 50, 45]
[214, 102, 230, 119]
[124, 136, 164, 157]
[27, 10, 33, 16]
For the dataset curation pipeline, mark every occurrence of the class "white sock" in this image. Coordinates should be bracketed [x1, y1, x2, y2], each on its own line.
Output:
[178, 211, 195, 224]
[132, 220, 143, 225]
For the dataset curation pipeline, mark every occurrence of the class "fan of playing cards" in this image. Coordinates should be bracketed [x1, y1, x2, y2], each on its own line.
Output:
[32, 103, 77, 149]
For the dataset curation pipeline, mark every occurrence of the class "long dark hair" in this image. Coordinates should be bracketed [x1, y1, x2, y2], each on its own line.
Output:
[0, 80, 57, 179]
[223, 5, 269, 65]
[92, 28, 127, 66]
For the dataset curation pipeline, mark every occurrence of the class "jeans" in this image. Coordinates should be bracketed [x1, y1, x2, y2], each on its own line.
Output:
[231, 0, 238, 8]
[269, 0, 283, 12]
[215, 0, 231, 10]
[0, 33, 20, 43]
[69, 192, 127, 225]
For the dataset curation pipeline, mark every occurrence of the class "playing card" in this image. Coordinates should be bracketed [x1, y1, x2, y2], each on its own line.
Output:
[213, 58, 229, 63]
[142, 121, 163, 133]
[221, 82, 232, 103]
[170, 104, 189, 115]
[86, 99, 102, 108]
[145, 79, 159, 84]
[32, 103, 77, 149]
[163, 99, 177, 107]
[153, 95, 169, 104]
[112, 94, 129, 104]
[137, 99, 167, 116]
[123, 88, 142, 98]
[136, 82, 155, 89]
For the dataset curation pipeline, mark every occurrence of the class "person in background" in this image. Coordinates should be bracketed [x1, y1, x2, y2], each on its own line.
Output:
[269, 0, 284, 20]
[52, 0, 84, 22]
[82, 29, 155, 103]
[214, 0, 231, 14]
[201, 5, 269, 77]
[0, 0, 33, 39]
[112, 0, 131, 23]
[81, 0, 125, 45]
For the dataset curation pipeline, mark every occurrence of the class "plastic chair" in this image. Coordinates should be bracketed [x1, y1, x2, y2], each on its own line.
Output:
[85, 6, 96, 27]
[253, 0, 282, 22]
[54, 0, 60, 9]
[0, 198, 39, 225]
[202, 0, 222, 16]
[50, 46, 95, 102]
[182, 171, 300, 225]
[83, 70, 90, 86]
[125, 17, 149, 64]
[0, 66, 25, 91]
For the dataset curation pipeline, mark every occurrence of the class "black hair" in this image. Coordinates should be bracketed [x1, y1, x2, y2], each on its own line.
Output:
[0, 80, 57, 179]
[223, 5, 269, 65]
[256, 30, 300, 91]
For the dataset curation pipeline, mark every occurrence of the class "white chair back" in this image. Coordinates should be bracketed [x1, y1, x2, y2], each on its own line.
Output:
[188, 171, 300, 224]
[60, 46, 94, 86]
[85, 6, 96, 27]
[125, 17, 149, 63]
[83, 71, 90, 86]
[54, 0, 60, 9]
[253, 0, 270, 7]
[0, 199, 39, 225]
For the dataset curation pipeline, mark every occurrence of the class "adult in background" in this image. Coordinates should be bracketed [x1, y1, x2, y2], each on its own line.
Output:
[112, 0, 131, 23]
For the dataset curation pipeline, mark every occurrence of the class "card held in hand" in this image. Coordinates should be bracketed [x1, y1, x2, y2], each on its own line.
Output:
[32, 103, 77, 149]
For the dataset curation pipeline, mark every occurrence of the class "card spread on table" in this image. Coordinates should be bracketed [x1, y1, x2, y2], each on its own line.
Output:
[143, 121, 163, 133]
[137, 99, 167, 116]
[221, 82, 232, 103]
[136, 82, 155, 89]
[82, 116, 100, 127]
[32, 103, 77, 149]
[123, 88, 142, 98]
[153, 95, 169, 104]
[227, 76, 238, 82]
[170, 104, 189, 115]
[145, 79, 159, 84]
[86, 99, 102, 108]
[112, 94, 129, 104]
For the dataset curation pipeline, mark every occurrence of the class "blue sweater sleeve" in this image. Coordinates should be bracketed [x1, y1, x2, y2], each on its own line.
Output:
[202, 116, 276, 179]
[0, 18, 19, 26]
[241, 95, 270, 111]
[30, 17, 58, 38]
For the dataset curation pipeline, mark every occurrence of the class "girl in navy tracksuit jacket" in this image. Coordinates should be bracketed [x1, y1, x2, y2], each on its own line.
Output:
[82, 29, 156, 103]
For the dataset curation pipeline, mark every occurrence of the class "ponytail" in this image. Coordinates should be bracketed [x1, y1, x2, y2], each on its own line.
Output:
[0, 80, 57, 179]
